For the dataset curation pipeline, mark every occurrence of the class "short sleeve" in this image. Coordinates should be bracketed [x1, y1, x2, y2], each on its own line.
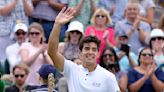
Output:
[59, 0, 68, 5]
[85, 26, 94, 36]
[68, 0, 77, 7]
[114, 22, 125, 37]
[155, 68, 164, 82]
[127, 69, 137, 85]
[107, 74, 120, 92]
[147, 0, 155, 8]
[63, 59, 78, 79]
[140, 22, 151, 33]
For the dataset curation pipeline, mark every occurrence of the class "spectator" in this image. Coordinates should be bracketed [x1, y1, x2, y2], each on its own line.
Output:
[115, 2, 151, 54]
[48, 7, 120, 92]
[58, 21, 84, 61]
[31, 64, 57, 92]
[6, 23, 28, 72]
[85, 8, 116, 63]
[137, 0, 155, 25]
[97, 0, 127, 25]
[115, 32, 138, 72]
[0, 79, 4, 92]
[5, 63, 36, 92]
[69, 0, 97, 28]
[19, 23, 53, 86]
[128, 47, 164, 92]
[159, 13, 164, 31]
[29, 0, 67, 43]
[149, 29, 164, 67]
[99, 47, 128, 92]
[0, 0, 33, 65]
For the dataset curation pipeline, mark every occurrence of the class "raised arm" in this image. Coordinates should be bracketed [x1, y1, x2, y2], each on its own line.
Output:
[48, 0, 65, 11]
[23, 0, 33, 16]
[0, 0, 16, 16]
[48, 7, 75, 71]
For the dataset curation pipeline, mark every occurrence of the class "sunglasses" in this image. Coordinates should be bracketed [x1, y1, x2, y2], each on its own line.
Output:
[151, 37, 164, 41]
[96, 15, 106, 18]
[29, 32, 40, 36]
[14, 74, 25, 78]
[16, 32, 26, 36]
[103, 54, 114, 58]
[141, 53, 153, 57]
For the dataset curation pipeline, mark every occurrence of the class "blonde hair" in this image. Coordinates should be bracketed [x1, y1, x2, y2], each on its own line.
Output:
[159, 13, 164, 31]
[12, 63, 29, 75]
[48, 73, 55, 92]
[91, 8, 112, 26]
[28, 22, 46, 43]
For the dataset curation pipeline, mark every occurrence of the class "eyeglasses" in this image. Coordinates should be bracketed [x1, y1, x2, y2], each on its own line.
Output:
[16, 32, 26, 36]
[151, 37, 164, 41]
[29, 32, 40, 36]
[96, 15, 106, 18]
[70, 31, 81, 34]
[141, 53, 153, 57]
[14, 74, 25, 78]
[103, 54, 114, 58]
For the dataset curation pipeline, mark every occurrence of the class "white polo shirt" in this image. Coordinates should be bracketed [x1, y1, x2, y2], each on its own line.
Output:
[64, 59, 120, 92]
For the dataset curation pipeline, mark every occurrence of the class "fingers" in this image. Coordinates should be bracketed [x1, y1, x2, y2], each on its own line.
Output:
[59, 7, 67, 15]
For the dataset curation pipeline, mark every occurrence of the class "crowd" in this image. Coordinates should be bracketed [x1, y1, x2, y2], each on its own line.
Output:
[0, 0, 164, 92]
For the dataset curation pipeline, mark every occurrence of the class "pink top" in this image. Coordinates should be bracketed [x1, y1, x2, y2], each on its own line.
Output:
[19, 42, 50, 86]
[85, 25, 116, 63]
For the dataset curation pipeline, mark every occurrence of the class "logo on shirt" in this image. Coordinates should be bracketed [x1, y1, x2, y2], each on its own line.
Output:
[92, 82, 101, 87]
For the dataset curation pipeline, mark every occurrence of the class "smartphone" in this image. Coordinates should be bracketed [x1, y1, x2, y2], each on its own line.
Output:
[120, 44, 130, 54]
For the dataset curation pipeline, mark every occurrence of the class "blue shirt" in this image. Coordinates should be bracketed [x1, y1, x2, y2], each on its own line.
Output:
[115, 19, 151, 54]
[98, 0, 127, 24]
[115, 48, 138, 72]
[128, 68, 164, 92]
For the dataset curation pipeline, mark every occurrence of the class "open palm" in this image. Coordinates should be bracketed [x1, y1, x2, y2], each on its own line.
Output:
[55, 7, 76, 25]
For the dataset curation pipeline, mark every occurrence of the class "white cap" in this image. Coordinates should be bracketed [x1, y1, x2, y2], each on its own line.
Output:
[150, 29, 164, 38]
[146, 29, 164, 43]
[66, 21, 84, 34]
[14, 23, 28, 32]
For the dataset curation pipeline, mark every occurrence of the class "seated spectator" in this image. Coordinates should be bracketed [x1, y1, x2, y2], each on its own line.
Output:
[31, 64, 57, 92]
[97, 0, 127, 25]
[159, 13, 164, 31]
[85, 8, 116, 63]
[137, 0, 155, 25]
[1, 74, 13, 88]
[0, 0, 33, 63]
[99, 47, 127, 92]
[19, 23, 53, 86]
[69, 0, 97, 28]
[128, 47, 164, 92]
[115, 32, 138, 72]
[6, 23, 28, 72]
[115, 2, 151, 54]
[5, 63, 37, 92]
[29, 0, 67, 43]
[58, 21, 84, 61]
[149, 29, 164, 67]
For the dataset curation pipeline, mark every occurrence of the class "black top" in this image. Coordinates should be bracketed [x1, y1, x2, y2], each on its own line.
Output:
[5, 85, 37, 92]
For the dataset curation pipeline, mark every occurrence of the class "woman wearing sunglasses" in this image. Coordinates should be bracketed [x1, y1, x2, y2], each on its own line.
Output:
[149, 29, 164, 68]
[128, 47, 164, 92]
[85, 8, 116, 64]
[99, 47, 127, 92]
[58, 21, 84, 62]
[19, 22, 53, 86]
